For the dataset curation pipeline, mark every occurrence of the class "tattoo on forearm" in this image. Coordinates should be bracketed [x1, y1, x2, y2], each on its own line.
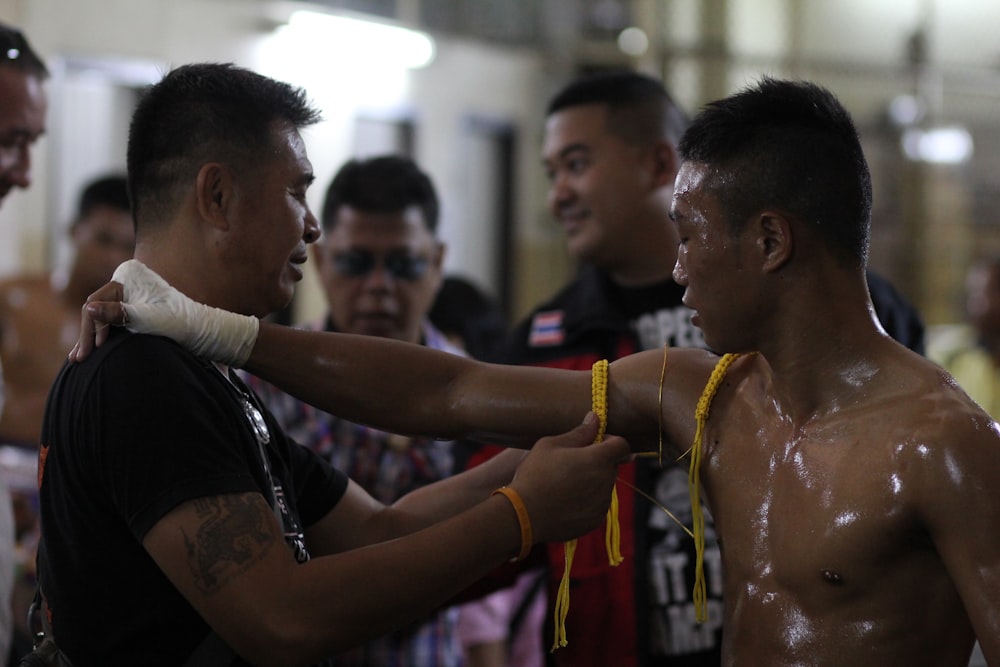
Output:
[182, 494, 277, 594]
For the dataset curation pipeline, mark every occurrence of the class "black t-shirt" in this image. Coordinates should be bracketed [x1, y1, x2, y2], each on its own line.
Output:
[39, 329, 348, 666]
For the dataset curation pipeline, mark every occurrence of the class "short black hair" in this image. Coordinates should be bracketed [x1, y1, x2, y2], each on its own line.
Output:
[547, 70, 688, 146]
[126, 62, 321, 228]
[321, 155, 439, 234]
[75, 173, 130, 221]
[0, 23, 48, 78]
[679, 77, 872, 267]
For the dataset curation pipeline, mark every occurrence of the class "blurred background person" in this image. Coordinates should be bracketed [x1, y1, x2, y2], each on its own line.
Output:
[428, 275, 507, 362]
[0, 23, 46, 209]
[0, 22, 48, 664]
[0, 174, 133, 445]
[0, 172, 132, 661]
[929, 256, 1000, 415]
[246, 155, 473, 666]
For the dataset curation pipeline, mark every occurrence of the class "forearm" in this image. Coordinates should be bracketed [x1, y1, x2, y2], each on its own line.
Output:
[383, 449, 526, 538]
[284, 495, 523, 662]
[245, 322, 592, 442]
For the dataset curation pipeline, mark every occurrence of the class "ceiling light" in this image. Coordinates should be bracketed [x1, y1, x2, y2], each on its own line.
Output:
[285, 10, 435, 70]
[618, 27, 649, 56]
[901, 125, 974, 164]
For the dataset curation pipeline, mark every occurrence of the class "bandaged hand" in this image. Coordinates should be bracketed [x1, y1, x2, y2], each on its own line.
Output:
[111, 259, 259, 366]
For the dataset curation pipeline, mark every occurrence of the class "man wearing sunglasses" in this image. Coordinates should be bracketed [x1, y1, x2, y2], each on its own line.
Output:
[244, 155, 471, 666]
[313, 155, 445, 344]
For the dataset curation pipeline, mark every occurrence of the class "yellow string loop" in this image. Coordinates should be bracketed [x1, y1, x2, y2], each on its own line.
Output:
[658, 343, 668, 467]
[552, 359, 617, 651]
[686, 352, 742, 623]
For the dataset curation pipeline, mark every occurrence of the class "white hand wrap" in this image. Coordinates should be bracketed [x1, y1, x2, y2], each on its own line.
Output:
[111, 259, 260, 367]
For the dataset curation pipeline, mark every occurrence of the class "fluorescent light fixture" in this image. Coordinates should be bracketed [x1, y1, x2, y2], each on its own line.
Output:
[286, 10, 435, 70]
[901, 125, 974, 164]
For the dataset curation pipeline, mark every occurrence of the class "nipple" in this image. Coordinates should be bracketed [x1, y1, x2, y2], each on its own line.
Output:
[821, 569, 844, 585]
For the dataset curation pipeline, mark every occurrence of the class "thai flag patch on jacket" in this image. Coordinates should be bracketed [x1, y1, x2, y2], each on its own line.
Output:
[529, 310, 565, 347]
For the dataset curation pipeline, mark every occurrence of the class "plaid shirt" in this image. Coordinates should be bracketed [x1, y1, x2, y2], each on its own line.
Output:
[243, 318, 466, 667]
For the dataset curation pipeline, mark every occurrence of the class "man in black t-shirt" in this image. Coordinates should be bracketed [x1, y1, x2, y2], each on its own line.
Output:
[39, 62, 629, 666]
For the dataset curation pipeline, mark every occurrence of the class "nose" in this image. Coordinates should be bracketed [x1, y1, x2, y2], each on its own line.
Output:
[672, 254, 688, 286]
[303, 207, 321, 245]
[547, 172, 573, 214]
[362, 261, 395, 291]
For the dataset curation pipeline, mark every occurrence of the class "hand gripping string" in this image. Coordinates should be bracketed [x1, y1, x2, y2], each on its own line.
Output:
[686, 352, 742, 623]
[552, 359, 619, 651]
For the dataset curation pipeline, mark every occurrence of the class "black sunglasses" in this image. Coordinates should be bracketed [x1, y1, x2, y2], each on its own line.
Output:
[331, 249, 431, 281]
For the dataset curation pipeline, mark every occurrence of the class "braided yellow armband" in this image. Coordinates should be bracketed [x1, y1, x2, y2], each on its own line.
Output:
[552, 359, 620, 651]
[686, 352, 742, 623]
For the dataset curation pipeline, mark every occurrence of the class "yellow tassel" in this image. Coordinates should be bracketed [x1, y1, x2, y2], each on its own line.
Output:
[552, 359, 617, 651]
[551, 538, 576, 650]
[605, 486, 623, 565]
[687, 352, 742, 623]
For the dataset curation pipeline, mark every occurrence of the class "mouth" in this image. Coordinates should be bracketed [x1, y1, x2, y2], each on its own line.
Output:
[682, 295, 700, 324]
[354, 313, 398, 335]
[558, 211, 588, 236]
[556, 202, 588, 224]
[288, 253, 308, 280]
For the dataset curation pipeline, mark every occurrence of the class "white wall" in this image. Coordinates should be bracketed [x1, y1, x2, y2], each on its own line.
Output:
[0, 0, 549, 324]
[4, 0, 1000, 323]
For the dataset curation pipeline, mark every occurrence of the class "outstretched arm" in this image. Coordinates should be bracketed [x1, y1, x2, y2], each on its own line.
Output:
[244, 323, 592, 443]
[145, 415, 630, 666]
[73, 260, 685, 448]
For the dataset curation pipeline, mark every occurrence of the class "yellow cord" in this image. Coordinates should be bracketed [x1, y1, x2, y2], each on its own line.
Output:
[686, 352, 742, 623]
[551, 538, 576, 650]
[657, 343, 668, 467]
[552, 359, 616, 651]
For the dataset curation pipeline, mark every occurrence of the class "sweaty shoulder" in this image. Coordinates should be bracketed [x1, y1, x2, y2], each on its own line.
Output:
[872, 348, 1000, 510]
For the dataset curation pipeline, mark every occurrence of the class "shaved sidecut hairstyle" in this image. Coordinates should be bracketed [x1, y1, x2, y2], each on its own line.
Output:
[678, 77, 873, 267]
[547, 70, 689, 148]
[126, 62, 321, 229]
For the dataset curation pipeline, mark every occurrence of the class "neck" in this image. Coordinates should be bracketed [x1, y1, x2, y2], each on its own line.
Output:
[134, 242, 220, 310]
[769, 326, 892, 428]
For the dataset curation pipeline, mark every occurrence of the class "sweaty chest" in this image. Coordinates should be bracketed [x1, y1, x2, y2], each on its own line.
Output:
[700, 410, 927, 599]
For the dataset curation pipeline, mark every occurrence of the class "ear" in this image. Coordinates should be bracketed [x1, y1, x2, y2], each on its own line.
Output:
[194, 162, 232, 230]
[755, 211, 794, 272]
[650, 140, 680, 188]
[67, 220, 83, 242]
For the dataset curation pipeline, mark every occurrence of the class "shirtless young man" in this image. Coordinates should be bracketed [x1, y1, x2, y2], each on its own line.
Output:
[0, 174, 133, 446]
[78, 78, 1000, 666]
